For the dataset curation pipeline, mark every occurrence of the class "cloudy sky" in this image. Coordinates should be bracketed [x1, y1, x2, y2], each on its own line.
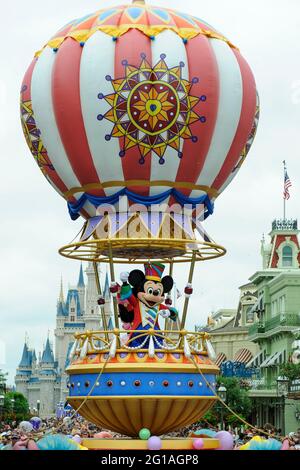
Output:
[1, 0, 300, 383]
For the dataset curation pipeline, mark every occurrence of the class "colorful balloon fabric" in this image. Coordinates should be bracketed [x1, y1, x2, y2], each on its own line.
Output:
[19, 421, 33, 433]
[30, 417, 42, 431]
[193, 438, 204, 450]
[36, 434, 87, 450]
[215, 431, 234, 450]
[21, 2, 259, 222]
[147, 436, 162, 450]
[191, 428, 217, 438]
[139, 428, 151, 440]
[239, 436, 282, 451]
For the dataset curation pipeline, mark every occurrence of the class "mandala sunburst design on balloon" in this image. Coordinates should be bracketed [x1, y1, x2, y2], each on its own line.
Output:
[97, 54, 206, 164]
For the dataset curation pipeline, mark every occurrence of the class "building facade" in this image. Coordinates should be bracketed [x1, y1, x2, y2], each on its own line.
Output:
[197, 284, 259, 367]
[197, 218, 300, 433]
[248, 219, 300, 433]
[15, 263, 112, 418]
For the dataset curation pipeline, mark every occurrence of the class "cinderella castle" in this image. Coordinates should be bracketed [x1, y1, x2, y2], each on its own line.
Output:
[15, 263, 112, 417]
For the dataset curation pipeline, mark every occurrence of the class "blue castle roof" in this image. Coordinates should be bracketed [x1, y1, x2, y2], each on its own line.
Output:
[41, 338, 55, 364]
[103, 272, 110, 298]
[57, 300, 67, 316]
[65, 342, 74, 369]
[19, 343, 32, 368]
[78, 263, 85, 288]
[65, 289, 82, 317]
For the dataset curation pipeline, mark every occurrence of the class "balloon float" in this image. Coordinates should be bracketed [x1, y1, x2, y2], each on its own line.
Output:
[20, 0, 259, 448]
[18, 421, 33, 434]
[20, 0, 258, 262]
[30, 416, 42, 431]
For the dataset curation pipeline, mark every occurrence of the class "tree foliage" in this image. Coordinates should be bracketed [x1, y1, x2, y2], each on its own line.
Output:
[0, 369, 7, 393]
[199, 376, 253, 428]
[280, 363, 300, 381]
[3, 392, 30, 423]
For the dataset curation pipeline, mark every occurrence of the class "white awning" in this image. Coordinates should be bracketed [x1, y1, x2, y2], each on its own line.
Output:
[266, 351, 281, 367]
[260, 355, 272, 368]
[260, 351, 283, 368]
[248, 294, 263, 316]
[246, 350, 264, 368]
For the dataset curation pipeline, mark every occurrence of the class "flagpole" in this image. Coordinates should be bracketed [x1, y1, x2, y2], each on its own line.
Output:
[283, 160, 286, 220]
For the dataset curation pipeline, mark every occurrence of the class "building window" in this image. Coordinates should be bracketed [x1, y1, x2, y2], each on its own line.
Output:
[282, 245, 293, 267]
[279, 295, 286, 314]
[70, 316, 75, 322]
[71, 308, 75, 313]
[246, 306, 254, 323]
[272, 300, 278, 317]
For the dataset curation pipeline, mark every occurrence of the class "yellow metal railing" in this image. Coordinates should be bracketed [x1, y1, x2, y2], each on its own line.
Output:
[68, 329, 216, 361]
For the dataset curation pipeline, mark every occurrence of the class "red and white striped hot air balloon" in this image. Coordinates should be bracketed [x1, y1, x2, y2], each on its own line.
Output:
[20, 1, 259, 222]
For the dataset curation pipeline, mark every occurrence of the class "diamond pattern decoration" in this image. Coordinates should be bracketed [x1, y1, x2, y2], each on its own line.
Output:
[20, 100, 55, 174]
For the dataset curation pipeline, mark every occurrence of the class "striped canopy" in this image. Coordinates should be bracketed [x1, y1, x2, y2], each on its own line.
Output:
[234, 348, 253, 364]
[20, 2, 259, 221]
[215, 352, 227, 367]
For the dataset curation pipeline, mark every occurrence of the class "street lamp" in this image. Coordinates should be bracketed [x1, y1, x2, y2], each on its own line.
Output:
[218, 383, 227, 401]
[10, 398, 15, 420]
[277, 376, 289, 397]
[217, 383, 227, 430]
[277, 376, 289, 436]
[36, 400, 41, 417]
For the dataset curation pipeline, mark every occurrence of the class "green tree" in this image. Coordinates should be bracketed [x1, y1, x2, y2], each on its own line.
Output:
[0, 369, 7, 393]
[280, 363, 300, 381]
[200, 377, 253, 428]
[3, 392, 29, 423]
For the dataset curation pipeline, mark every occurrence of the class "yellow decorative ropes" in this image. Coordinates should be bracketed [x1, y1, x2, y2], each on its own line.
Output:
[53, 353, 111, 434]
[189, 355, 285, 442]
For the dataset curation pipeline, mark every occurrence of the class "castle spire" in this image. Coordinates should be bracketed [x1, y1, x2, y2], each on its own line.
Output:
[59, 276, 64, 303]
[103, 270, 110, 299]
[41, 337, 55, 364]
[78, 263, 85, 288]
[19, 341, 30, 367]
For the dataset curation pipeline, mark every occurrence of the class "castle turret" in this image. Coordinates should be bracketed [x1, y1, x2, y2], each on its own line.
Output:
[19, 342, 31, 368]
[66, 289, 82, 319]
[263, 219, 300, 269]
[85, 262, 100, 318]
[103, 271, 112, 329]
[77, 264, 85, 314]
[15, 341, 33, 401]
[38, 337, 59, 417]
[17, 263, 112, 414]
[57, 278, 66, 317]
[41, 337, 55, 365]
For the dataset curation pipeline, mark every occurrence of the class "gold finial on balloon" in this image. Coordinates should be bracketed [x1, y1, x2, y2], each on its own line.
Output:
[132, 0, 145, 4]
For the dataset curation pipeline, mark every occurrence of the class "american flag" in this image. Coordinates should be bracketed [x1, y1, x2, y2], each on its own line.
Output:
[284, 168, 292, 200]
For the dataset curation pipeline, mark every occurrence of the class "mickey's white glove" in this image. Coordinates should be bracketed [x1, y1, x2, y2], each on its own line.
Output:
[159, 309, 171, 319]
[120, 272, 129, 283]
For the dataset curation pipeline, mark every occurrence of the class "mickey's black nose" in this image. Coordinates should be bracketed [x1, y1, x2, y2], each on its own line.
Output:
[153, 290, 160, 296]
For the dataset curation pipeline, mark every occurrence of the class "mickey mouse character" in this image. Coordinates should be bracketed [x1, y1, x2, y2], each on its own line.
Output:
[118, 262, 178, 347]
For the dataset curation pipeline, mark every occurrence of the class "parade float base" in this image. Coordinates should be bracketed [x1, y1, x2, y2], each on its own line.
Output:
[82, 438, 220, 450]
[67, 330, 219, 437]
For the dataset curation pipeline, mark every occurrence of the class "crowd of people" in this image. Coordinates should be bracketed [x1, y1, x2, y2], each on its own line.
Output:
[0, 416, 110, 450]
[1, 417, 300, 450]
